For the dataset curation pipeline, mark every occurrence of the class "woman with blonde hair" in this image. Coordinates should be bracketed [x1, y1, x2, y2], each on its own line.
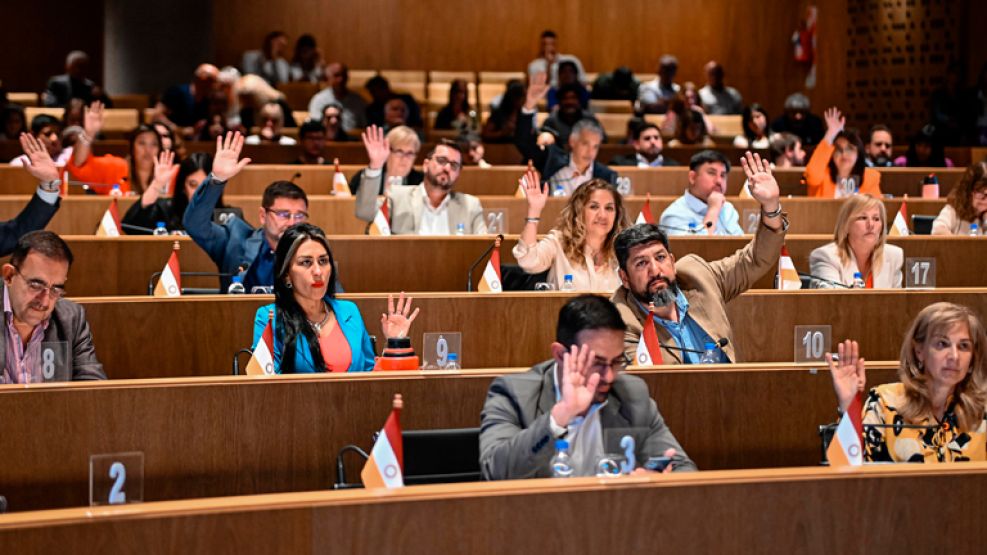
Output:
[932, 162, 987, 235]
[351, 124, 424, 198]
[828, 302, 987, 462]
[513, 171, 628, 291]
[809, 194, 903, 288]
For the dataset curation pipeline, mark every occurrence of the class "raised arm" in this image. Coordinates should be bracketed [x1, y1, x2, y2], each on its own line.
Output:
[826, 339, 866, 414]
[822, 107, 845, 146]
[355, 125, 390, 222]
[514, 72, 550, 171]
[73, 100, 104, 167]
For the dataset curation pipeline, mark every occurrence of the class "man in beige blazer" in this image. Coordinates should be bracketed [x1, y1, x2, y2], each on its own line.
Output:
[610, 152, 788, 364]
[355, 127, 487, 235]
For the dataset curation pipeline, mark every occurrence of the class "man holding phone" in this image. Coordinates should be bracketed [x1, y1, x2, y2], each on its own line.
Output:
[479, 295, 696, 479]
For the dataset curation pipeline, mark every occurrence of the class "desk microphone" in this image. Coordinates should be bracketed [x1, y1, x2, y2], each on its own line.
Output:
[0, 495, 7, 513]
[655, 223, 702, 235]
[658, 337, 729, 355]
[290, 172, 302, 183]
[466, 234, 503, 292]
[797, 272, 852, 289]
[121, 223, 157, 234]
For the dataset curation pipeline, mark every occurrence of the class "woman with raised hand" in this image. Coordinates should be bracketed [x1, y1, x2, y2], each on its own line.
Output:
[809, 194, 902, 288]
[805, 107, 882, 198]
[828, 302, 987, 462]
[252, 223, 419, 373]
[513, 166, 628, 291]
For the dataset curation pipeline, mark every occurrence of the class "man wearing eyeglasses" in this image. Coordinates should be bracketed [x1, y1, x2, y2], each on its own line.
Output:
[184, 132, 309, 292]
[1, 231, 104, 383]
[479, 295, 694, 479]
[356, 129, 486, 235]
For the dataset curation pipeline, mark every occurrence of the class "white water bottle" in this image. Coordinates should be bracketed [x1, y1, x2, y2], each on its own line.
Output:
[550, 440, 574, 478]
[699, 342, 719, 364]
[109, 184, 123, 197]
[445, 353, 460, 370]
[152, 221, 168, 236]
[227, 275, 246, 294]
[852, 272, 866, 289]
[455, 223, 466, 236]
[552, 184, 566, 197]
[970, 223, 980, 237]
[561, 274, 574, 291]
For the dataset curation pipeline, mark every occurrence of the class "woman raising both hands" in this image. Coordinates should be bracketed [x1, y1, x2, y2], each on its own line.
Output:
[828, 303, 987, 462]
[513, 164, 628, 291]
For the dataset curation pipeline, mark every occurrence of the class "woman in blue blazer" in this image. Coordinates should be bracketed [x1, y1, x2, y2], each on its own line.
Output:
[252, 223, 419, 373]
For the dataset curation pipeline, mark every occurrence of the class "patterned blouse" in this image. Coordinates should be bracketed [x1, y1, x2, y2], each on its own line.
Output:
[863, 383, 987, 463]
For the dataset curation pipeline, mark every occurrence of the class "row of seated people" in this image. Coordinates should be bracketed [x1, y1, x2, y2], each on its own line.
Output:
[1, 218, 984, 473]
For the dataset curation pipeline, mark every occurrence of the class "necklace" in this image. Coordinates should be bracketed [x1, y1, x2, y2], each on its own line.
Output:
[307, 302, 331, 334]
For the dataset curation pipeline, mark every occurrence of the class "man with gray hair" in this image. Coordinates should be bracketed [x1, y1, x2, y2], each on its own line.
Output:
[515, 73, 617, 195]
[636, 55, 681, 114]
[770, 92, 825, 148]
[43, 51, 111, 108]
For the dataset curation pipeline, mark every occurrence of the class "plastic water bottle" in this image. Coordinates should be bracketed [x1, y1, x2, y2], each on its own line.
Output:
[552, 184, 566, 197]
[227, 275, 246, 294]
[109, 184, 123, 197]
[550, 440, 574, 478]
[688, 222, 698, 234]
[852, 272, 866, 289]
[152, 221, 168, 236]
[699, 342, 719, 364]
[444, 353, 460, 370]
[455, 223, 466, 236]
[561, 274, 574, 291]
[970, 223, 980, 237]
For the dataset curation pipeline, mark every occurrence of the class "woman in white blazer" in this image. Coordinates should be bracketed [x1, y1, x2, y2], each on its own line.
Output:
[809, 194, 903, 288]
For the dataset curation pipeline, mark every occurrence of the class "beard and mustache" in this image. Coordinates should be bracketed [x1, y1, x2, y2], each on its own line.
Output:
[633, 276, 677, 308]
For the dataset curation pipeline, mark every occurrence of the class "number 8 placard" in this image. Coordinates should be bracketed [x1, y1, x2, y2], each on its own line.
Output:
[794, 325, 832, 363]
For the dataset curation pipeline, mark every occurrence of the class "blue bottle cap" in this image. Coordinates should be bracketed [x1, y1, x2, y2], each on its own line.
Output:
[555, 439, 569, 450]
[853, 272, 863, 278]
[704, 342, 716, 350]
[447, 353, 458, 361]
[156, 221, 166, 227]
[564, 274, 573, 280]
[232, 275, 243, 283]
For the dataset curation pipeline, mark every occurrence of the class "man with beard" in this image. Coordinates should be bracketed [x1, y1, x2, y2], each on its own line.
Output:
[480, 294, 696, 479]
[355, 134, 486, 235]
[609, 122, 679, 167]
[863, 125, 894, 168]
[611, 152, 787, 364]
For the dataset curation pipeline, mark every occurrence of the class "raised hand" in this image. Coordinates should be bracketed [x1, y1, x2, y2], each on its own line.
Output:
[212, 131, 252, 182]
[551, 344, 600, 427]
[823, 106, 845, 139]
[83, 100, 105, 138]
[521, 162, 547, 216]
[524, 72, 549, 111]
[361, 124, 390, 170]
[142, 150, 179, 207]
[826, 339, 866, 414]
[380, 292, 420, 339]
[18, 133, 60, 183]
[739, 151, 780, 213]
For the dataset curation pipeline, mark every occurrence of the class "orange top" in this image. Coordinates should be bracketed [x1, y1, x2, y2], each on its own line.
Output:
[66, 154, 130, 195]
[805, 141, 882, 198]
[865, 272, 873, 289]
[318, 323, 353, 373]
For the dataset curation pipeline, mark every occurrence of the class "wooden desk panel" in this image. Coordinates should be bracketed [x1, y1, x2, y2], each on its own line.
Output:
[0, 364, 900, 513]
[77, 289, 987, 379]
[3, 463, 985, 553]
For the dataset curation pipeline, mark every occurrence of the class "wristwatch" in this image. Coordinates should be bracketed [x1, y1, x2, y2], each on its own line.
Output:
[40, 179, 61, 193]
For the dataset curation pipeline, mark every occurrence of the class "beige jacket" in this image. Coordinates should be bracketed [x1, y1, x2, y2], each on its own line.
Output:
[355, 171, 487, 235]
[808, 242, 903, 289]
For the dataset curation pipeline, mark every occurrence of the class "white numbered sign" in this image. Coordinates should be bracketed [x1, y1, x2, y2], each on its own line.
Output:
[39, 341, 69, 381]
[794, 325, 832, 363]
[742, 209, 760, 234]
[89, 452, 144, 506]
[485, 209, 507, 235]
[905, 257, 936, 289]
[422, 332, 462, 370]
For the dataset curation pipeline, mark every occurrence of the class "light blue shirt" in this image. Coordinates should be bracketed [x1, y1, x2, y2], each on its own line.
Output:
[658, 190, 743, 236]
[636, 291, 728, 364]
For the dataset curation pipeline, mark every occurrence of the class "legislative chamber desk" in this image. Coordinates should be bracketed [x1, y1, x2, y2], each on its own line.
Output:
[0, 194, 951, 236]
[0, 363, 901, 513]
[2, 463, 984, 553]
[12, 235, 986, 296]
[0, 164, 967, 198]
[76, 289, 987, 378]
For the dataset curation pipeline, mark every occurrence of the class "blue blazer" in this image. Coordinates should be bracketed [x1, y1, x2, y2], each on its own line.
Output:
[252, 298, 376, 373]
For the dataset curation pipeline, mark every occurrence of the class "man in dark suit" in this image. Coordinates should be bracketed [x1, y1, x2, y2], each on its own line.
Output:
[0, 134, 62, 257]
[479, 295, 695, 479]
[1, 231, 105, 383]
[609, 121, 679, 167]
[514, 72, 617, 195]
[42, 51, 111, 108]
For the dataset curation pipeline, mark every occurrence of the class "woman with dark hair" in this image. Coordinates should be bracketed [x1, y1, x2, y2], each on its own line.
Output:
[481, 80, 526, 143]
[932, 161, 987, 235]
[805, 107, 882, 198]
[66, 101, 176, 195]
[0, 104, 27, 140]
[828, 302, 987, 462]
[733, 104, 770, 149]
[252, 223, 420, 373]
[122, 152, 224, 233]
[289, 34, 324, 83]
[514, 171, 628, 291]
[434, 79, 471, 130]
[894, 124, 954, 168]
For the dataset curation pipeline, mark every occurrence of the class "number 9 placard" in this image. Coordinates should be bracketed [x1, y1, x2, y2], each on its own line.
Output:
[89, 452, 144, 506]
[794, 325, 832, 363]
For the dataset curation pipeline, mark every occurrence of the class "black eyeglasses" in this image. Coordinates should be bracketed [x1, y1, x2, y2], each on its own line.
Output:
[432, 155, 462, 172]
[590, 354, 632, 374]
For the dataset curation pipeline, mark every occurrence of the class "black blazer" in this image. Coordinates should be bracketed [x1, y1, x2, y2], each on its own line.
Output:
[609, 153, 680, 167]
[514, 111, 618, 186]
[0, 193, 60, 256]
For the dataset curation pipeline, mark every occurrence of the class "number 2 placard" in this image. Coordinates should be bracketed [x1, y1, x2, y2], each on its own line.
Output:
[90, 452, 144, 506]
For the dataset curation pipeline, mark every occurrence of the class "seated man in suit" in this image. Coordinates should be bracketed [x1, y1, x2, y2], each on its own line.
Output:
[1, 231, 104, 383]
[609, 121, 679, 167]
[0, 134, 63, 257]
[612, 152, 787, 364]
[515, 72, 617, 195]
[184, 131, 310, 292]
[42, 50, 112, 108]
[355, 131, 486, 235]
[480, 294, 695, 479]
